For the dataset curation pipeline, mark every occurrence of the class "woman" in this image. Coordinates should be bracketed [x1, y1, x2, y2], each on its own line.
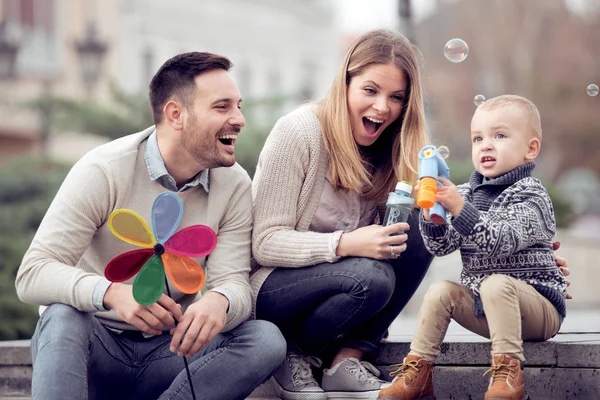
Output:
[251, 29, 430, 400]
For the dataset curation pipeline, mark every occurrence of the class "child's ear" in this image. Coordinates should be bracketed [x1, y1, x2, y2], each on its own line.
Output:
[525, 137, 541, 160]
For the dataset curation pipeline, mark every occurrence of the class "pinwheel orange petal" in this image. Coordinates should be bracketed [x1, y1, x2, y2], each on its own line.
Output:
[162, 252, 205, 294]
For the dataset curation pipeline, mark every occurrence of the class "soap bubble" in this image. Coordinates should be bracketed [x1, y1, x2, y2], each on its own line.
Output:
[437, 146, 450, 159]
[587, 84, 599, 97]
[444, 38, 469, 63]
[474, 94, 486, 106]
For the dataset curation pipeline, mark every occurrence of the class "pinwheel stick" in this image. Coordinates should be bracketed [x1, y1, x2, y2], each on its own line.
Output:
[165, 277, 197, 400]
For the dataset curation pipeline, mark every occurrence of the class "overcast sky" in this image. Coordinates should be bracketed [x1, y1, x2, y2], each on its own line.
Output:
[331, 0, 439, 33]
[331, 0, 598, 34]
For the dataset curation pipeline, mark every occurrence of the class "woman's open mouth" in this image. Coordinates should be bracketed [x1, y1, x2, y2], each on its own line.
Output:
[363, 116, 384, 136]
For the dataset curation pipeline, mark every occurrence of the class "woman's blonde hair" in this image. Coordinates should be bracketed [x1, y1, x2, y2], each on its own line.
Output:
[317, 29, 428, 202]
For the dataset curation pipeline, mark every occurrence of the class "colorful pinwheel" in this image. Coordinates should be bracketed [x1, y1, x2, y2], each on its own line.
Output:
[105, 192, 217, 306]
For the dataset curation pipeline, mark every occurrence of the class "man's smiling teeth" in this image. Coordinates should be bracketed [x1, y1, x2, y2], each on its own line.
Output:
[365, 116, 384, 124]
[218, 134, 237, 145]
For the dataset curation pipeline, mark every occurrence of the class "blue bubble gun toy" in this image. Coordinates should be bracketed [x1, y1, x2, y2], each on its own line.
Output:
[416, 145, 450, 225]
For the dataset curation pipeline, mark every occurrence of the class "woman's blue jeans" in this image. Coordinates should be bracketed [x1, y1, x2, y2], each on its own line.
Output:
[30, 304, 286, 400]
[255, 209, 434, 358]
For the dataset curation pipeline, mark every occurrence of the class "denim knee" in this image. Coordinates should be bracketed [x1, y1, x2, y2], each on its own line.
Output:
[238, 320, 286, 377]
[35, 304, 94, 343]
[350, 258, 395, 308]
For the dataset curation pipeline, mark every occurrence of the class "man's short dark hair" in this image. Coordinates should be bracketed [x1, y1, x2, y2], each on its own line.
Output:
[149, 52, 232, 125]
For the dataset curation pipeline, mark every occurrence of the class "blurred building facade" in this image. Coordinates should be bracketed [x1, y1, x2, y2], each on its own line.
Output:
[0, 0, 119, 159]
[0, 0, 339, 160]
[117, 0, 338, 112]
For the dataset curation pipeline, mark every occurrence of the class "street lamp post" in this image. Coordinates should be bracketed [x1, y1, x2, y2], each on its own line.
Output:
[75, 22, 107, 98]
[399, 0, 415, 44]
[0, 21, 18, 81]
[0, 18, 107, 156]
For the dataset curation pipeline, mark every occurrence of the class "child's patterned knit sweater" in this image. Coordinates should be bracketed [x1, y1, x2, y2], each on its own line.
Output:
[419, 162, 567, 320]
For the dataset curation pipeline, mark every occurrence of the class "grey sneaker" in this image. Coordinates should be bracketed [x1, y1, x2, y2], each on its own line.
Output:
[321, 358, 389, 399]
[269, 354, 328, 400]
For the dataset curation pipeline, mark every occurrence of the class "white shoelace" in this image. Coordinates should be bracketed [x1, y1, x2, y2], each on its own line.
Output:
[346, 359, 386, 386]
[289, 355, 322, 388]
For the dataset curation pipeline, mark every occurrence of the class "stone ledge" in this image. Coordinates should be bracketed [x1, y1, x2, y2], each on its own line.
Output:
[404, 366, 599, 400]
[2, 333, 599, 399]
[376, 333, 600, 368]
[0, 342, 30, 367]
[4, 333, 599, 367]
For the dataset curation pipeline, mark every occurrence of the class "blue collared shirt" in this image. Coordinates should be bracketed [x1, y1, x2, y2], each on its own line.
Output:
[93, 129, 234, 316]
[144, 129, 210, 193]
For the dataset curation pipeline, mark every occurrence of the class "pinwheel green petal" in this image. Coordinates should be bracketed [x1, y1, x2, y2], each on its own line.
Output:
[133, 255, 166, 306]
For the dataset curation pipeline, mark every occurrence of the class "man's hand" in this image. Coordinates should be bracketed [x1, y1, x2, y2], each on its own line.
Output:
[103, 282, 182, 335]
[435, 177, 464, 217]
[169, 291, 229, 357]
[553, 241, 572, 299]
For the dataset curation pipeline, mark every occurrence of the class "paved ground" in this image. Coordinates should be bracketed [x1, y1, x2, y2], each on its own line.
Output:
[388, 308, 600, 342]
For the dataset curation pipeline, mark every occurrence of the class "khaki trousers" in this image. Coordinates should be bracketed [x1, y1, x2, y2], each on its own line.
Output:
[410, 274, 561, 362]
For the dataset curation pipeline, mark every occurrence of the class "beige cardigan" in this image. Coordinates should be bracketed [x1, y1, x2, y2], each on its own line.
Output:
[251, 105, 358, 314]
[17, 128, 254, 332]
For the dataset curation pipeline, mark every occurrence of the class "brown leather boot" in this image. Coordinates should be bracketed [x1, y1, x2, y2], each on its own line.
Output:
[377, 354, 436, 400]
[483, 354, 525, 400]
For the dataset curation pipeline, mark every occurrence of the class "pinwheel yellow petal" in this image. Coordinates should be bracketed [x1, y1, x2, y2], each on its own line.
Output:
[109, 209, 156, 247]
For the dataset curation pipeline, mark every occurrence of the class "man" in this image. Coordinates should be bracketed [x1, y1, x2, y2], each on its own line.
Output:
[16, 52, 286, 400]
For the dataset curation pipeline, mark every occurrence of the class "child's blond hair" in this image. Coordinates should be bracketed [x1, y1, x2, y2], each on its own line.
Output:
[479, 95, 542, 140]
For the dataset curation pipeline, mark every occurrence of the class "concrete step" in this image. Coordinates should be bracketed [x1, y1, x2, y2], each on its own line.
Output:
[2, 333, 599, 399]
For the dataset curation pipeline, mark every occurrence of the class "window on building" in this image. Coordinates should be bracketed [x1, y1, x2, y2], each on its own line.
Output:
[300, 62, 316, 101]
[267, 67, 282, 118]
[238, 64, 251, 99]
[2, 0, 58, 77]
[142, 47, 154, 88]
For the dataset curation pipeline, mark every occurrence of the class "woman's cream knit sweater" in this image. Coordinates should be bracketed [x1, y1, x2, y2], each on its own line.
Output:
[251, 105, 349, 311]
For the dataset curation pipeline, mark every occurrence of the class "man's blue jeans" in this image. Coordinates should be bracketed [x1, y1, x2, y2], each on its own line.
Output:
[256, 209, 434, 358]
[30, 304, 286, 400]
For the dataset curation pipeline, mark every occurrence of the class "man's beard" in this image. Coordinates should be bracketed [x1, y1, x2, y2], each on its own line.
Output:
[181, 121, 240, 169]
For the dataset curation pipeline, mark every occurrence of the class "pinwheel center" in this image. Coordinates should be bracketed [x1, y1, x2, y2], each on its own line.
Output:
[153, 243, 165, 256]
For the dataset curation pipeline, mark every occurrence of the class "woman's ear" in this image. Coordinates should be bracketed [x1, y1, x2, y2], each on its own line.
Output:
[163, 101, 185, 130]
[525, 137, 541, 160]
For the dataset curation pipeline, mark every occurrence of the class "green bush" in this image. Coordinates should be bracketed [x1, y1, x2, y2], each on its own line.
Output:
[28, 83, 154, 141]
[235, 123, 272, 178]
[0, 156, 70, 340]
